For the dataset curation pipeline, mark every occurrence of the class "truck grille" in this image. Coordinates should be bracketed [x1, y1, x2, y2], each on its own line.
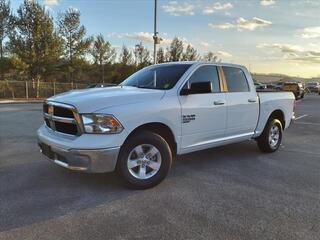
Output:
[43, 102, 81, 136]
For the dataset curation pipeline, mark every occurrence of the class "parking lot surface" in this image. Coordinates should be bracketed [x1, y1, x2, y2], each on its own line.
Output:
[0, 95, 319, 240]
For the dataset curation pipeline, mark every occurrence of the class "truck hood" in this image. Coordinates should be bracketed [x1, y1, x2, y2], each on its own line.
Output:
[48, 86, 165, 113]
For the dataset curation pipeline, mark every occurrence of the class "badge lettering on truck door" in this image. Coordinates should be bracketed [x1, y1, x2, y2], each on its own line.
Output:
[182, 114, 196, 123]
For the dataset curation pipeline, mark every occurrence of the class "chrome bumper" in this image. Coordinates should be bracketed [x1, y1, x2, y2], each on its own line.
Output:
[38, 140, 120, 173]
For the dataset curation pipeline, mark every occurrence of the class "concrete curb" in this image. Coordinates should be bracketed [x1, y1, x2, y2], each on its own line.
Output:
[0, 100, 44, 104]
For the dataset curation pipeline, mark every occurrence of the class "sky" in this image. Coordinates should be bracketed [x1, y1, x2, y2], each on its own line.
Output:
[11, 0, 320, 78]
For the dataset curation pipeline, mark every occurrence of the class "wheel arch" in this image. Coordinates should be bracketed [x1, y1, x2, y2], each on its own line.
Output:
[124, 122, 177, 157]
[268, 109, 285, 130]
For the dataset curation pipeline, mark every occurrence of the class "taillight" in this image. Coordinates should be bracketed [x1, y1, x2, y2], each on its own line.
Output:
[293, 99, 296, 113]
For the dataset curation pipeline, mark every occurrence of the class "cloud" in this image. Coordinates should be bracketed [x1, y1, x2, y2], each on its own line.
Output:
[126, 32, 156, 44]
[209, 17, 272, 31]
[257, 43, 320, 63]
[301, 26, 320, 39]
[257, 43, 304, 54]
[208, 22, 234, 30]
[237, 17, 272, 30]
[260, 0, 276, 6]
[203, 2, 233, 15]
[107, 32, 173, 45]
[44, 0, 59, 6]
[217, 51, 232, 58]
[200, 41, 211, 47]
[162, 1, 195, 16]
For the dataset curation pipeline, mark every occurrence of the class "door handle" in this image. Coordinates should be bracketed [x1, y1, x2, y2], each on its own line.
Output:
[248, 98, 257, 103]
[214, 100, 225, 105]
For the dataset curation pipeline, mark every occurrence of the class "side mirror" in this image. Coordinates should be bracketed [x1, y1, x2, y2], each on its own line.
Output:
[180, 81, 212, 95]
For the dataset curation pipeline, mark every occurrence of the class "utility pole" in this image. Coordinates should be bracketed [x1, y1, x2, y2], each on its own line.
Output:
[153, 0, 158, 64]
[153, 0, 162, 64]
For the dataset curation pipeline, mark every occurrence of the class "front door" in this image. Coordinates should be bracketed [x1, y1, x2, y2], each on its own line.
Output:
[179, 65, 227, 151]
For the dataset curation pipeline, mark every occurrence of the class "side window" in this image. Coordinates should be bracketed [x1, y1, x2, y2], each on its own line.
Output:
[223, 66, 250, 92]
[185, 65, 220, 93]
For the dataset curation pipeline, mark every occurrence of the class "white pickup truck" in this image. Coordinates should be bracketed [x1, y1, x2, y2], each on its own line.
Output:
[37, 62, 295, 189]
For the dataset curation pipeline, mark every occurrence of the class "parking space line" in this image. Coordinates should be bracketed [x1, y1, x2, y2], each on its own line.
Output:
[295, 114, 308, 120]
[295, 121, 320, 126]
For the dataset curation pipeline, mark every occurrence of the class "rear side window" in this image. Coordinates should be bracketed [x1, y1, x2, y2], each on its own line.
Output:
[223, 66, 249, 92]
[186, 65, 220, 93]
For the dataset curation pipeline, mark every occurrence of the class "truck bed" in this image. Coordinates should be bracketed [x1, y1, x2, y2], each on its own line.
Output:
[254, 91, 295, 136]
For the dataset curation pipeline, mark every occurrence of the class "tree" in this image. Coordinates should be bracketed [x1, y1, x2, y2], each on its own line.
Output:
[182, 44, 199, 61]
[91, 34, 116, 83]
[166, 37, 183, 62]
[203, 51, 219, 62]
[58, 8, 92, 82]
[134, 42, 150, 68]
[0, 0, 10, 79]
[9, 0, 62, 96]
[115, 45, 135, 82]
[157, 47, 165, 63]
[120, 45, 133, 66]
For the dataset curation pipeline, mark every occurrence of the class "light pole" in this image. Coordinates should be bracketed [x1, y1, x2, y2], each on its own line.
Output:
[153, 0, 161, 64]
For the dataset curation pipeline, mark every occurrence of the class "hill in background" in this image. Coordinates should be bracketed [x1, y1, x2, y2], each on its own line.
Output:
[252, 73, 319, 84]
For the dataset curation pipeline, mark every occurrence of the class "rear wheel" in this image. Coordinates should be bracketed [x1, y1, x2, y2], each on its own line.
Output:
[257, 119, 283, 153]
[117, 131, 172, 189]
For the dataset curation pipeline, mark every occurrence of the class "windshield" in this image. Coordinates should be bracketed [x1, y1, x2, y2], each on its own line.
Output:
[307, 83, 318, 86]
[121, 64, 192, 90]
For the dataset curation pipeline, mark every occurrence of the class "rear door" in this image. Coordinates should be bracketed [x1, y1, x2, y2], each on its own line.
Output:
[222, 66, 259, 137]
[179, 65, 227, 150]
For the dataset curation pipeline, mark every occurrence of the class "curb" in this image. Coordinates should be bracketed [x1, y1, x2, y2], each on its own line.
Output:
[0, 100, 44, 104]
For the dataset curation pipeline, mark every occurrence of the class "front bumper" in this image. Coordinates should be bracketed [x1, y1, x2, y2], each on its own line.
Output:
[38, 140, 120, 173]
[37, 124, 125, 173]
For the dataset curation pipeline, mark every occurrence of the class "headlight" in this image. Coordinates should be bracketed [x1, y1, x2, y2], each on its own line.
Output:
[81, 114, 123, 134]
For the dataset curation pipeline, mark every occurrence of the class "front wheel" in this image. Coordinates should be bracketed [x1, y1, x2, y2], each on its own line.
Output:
[117, 131, 172, 189]
[257, 119, 283, 153]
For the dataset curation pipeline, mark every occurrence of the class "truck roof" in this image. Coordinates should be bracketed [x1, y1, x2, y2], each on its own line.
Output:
[154, 61, 247, 70]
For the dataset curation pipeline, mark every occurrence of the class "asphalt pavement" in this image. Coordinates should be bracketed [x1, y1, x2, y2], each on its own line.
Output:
[0, 95, 319, 240]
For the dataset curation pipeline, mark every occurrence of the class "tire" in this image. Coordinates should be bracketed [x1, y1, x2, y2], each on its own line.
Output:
[257, 119, 283, 153]
[117, 131, 172, 189]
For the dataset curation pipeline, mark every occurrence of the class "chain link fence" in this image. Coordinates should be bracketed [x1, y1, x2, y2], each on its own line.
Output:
[0, 81, 89, 99]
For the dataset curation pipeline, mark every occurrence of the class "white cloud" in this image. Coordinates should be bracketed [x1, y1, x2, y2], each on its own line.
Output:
[200, 41, 211, 47]
[107, 32, 173, 45]
[260, 0, 276, 6]
[208, 22, 234, 30]
[257, 43, 304, 54]
[162, 1, 195, 16]
[44, 0, 59, 6]
[301, 26, 320, 39]
[203, 2, 233, 15]
[209, 17, 272, 31]
[237, 17, 272, 30]
[127, 32, 155, 43]
[257, 43, 320, 63]
[217, 51, 232, 58]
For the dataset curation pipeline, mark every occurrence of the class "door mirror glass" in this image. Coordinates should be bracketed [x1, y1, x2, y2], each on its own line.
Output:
[180, 81, 212, 95]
